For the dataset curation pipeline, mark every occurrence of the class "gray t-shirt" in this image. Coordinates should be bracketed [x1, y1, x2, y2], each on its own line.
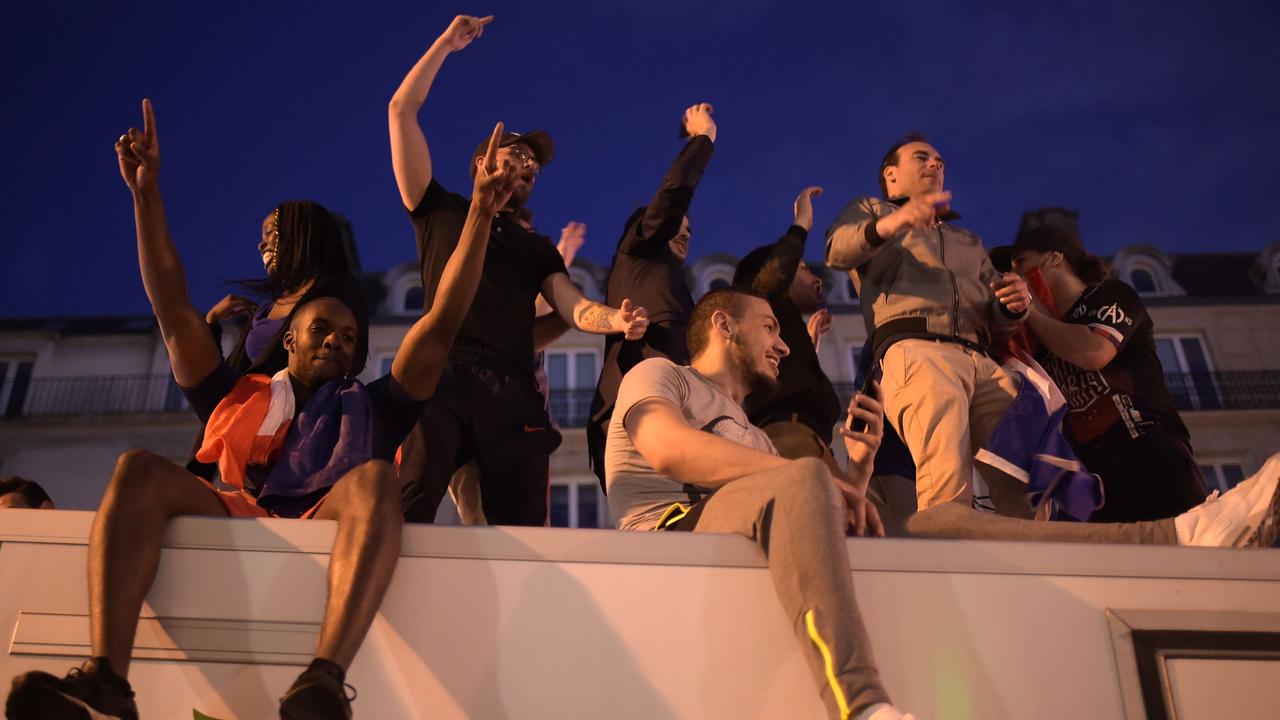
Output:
[606, 358, 777, 530]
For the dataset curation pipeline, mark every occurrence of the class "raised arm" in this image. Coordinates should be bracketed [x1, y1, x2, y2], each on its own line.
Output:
[388, 15, 493, 209]
[541, 273, 650, 339]
[824, 191, 951, 271]
[741, 187, 823, 297]
[392, 122, 513, 400]
[114, 99, 220, 388]
[617, 104, 717, 257]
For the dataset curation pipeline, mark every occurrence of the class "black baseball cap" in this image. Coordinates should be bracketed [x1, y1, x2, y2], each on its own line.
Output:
[990, 223, 1087, 273]
[469, 130, 555, 177]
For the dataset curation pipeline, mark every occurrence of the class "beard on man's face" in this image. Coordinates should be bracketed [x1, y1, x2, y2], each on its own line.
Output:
[730, 333, 779, 395]
[505, 177, 535, 209]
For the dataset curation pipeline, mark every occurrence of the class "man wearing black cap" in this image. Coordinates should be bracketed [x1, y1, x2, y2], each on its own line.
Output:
[389, 15, 650, 524]
[586, 102, 717, 489]
[991, 210, 1208, 521]
[825, 133, 1035, 517]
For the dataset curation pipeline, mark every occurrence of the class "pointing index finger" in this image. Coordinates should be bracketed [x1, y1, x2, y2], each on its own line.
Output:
[142, 98, 157, 143]
[484, 121, 504, 173]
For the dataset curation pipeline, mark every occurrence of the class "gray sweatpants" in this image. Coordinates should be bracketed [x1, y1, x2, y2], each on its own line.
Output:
[679, 458, 1177, 720]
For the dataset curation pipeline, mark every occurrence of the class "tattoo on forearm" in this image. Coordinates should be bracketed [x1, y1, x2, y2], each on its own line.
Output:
[577, 304, 617, 331]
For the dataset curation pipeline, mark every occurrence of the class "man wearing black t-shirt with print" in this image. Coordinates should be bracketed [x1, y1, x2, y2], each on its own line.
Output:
[991, 213, 1207, 521]
[586, 102, 717, 489]
[389, 14, 650, 524]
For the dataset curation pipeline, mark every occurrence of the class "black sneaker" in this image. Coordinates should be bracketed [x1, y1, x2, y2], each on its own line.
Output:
[6, 658, 138, 720]
[278, 666, 355, 720]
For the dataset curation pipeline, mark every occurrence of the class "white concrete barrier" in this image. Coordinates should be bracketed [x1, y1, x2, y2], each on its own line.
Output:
[2, 509, 1279, 719]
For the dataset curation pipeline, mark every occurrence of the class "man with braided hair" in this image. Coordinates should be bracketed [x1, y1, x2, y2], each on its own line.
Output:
[5, 101, 519, 720]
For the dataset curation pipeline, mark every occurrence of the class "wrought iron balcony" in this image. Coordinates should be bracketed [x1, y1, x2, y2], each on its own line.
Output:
[547, 388, 594, 428]
[3, 372, 1277, 421]
[0, 374, 188, 418]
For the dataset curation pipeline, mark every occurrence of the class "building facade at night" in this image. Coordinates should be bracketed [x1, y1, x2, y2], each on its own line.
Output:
[3, 243, 1279, 523]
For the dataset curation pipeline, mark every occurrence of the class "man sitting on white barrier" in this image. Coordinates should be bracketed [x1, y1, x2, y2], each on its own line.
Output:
[607, 286, 1280, 720]
[5, 101, 520, 720]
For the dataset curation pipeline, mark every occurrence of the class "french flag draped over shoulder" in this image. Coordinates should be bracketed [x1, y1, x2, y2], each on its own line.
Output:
[195, 368, 374, 512]
[975, 350, 1103, 521]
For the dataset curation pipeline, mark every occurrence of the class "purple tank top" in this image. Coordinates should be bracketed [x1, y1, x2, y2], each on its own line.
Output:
[244, 302, 287, 365]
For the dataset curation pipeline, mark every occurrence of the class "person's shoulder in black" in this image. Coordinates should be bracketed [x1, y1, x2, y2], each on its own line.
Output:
[180, 360, 242, 426]
[407, 179, 469, 269]
[1063, 279, 1150, 354]
[733, 224, 808, 300]
[407, 177, 468, 219]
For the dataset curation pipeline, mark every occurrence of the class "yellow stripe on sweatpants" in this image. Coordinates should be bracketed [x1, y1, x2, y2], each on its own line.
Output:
[654, 502, 690, 530]
[805, 609, 851, 720]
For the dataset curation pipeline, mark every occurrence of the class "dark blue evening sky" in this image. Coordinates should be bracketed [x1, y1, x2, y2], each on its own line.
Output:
[2, 0, 1277, 318]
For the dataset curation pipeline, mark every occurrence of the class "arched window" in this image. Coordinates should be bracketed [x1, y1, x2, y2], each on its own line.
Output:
[709, 277, 731, 291]
[1130, 268, 1157, 294]
[403, 285, 424, 312]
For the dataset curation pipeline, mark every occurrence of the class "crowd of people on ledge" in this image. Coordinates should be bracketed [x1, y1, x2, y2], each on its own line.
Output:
[4, 14, 1279, 720]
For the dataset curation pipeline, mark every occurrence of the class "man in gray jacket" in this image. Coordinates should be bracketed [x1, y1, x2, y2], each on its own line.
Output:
[825, 133, 1034, 516]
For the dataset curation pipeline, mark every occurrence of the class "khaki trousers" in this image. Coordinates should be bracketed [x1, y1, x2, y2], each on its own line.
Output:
[880, 339, 1032, 517]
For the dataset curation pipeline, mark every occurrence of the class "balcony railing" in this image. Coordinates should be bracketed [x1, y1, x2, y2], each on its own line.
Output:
[548, 389, 593, 428]
[1, 374, 189, 418]
[4, 371, 1278, 421]
[833, 371, 1280, 414]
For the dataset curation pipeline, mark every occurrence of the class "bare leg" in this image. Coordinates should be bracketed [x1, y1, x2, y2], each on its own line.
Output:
[448, 461, 487, 525]
[311, 460, 404, 669]
[90, 450, 229, 675]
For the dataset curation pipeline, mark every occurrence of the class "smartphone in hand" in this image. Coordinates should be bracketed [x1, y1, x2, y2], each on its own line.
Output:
[847, 366, 882, 433]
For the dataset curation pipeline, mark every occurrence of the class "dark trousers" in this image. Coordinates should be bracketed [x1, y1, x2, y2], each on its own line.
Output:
[399, 361, 561, 525]
[1079, 432, 1207, 522]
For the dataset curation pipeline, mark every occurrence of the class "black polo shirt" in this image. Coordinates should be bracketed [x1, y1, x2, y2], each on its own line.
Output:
[409, 179, 567, 373]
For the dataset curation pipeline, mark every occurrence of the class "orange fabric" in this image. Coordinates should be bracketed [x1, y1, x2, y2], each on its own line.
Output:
[198, 478, 326, 519]
[194, 374, 291, 492]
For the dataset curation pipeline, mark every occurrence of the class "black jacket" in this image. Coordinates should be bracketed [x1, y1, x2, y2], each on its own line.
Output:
[587, 135, 715, 483]
[737, 225, 842, 444]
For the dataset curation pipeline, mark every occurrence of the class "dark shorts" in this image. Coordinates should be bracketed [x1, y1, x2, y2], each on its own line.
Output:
[399, 361, 562, 525]
[1078, 431, 1207, 522]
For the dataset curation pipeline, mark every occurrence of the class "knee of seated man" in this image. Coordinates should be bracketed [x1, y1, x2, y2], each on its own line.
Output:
[109, 449, 172, 493]
[775, 457, 843, 510]
[344, 460, 401, 509]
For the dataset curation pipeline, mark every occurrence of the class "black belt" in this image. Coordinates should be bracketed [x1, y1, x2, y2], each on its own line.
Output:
[869, 316, 991, 366]
[448, 336, 530, 378]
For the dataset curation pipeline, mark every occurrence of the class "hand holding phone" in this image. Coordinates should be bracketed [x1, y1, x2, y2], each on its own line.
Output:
[847, 367, 883, 433]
